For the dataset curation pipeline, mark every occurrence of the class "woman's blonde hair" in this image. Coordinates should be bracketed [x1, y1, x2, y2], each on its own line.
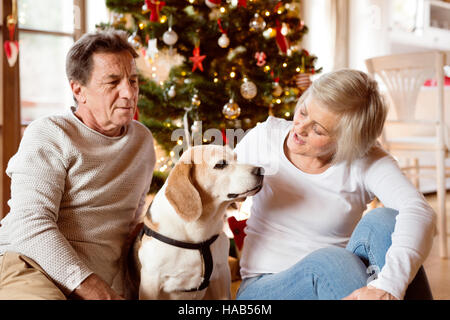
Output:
[297, 69, 388, 164]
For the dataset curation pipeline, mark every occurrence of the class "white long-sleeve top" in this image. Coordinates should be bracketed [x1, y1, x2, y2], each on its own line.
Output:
[0, 107, 156, 295]
[234, 116, 436, 300]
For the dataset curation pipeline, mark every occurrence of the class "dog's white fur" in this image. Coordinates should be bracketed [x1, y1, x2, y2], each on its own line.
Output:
[137, 145, 263, 300]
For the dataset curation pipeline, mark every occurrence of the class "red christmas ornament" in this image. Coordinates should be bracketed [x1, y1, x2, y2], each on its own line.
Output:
[4, 40, 19, 67]
[227, 216, 247, 251]
[133, 108, 139, 120]
[254, 51, 266, 67]
[145, 0, 166, 22]
[238, 0, 247, 8]
[189, 46, 206, 72]
[206, 0, 221, 7]
[275, 20, 288, 53]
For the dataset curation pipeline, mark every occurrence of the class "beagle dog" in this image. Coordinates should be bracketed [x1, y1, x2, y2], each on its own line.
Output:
[133, 145, 263, 300]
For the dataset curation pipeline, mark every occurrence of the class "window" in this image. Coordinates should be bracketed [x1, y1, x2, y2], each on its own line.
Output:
[390, 0, 423, 33]
[87, 0, 109, 32]
[17, 0, 109, 124]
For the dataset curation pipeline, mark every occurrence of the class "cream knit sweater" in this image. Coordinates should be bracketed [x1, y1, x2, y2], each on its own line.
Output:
[0, 107, 156, 295]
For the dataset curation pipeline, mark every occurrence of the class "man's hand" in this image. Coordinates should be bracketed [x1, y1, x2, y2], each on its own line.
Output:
[343, 285, 398, 300]
[69, 273, 124, 300]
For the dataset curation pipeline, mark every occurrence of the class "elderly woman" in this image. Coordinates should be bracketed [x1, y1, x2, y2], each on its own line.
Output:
[234, 69, 436, 300]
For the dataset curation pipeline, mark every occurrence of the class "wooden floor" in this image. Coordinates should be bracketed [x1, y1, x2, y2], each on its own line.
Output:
[422, 192, 450, 300]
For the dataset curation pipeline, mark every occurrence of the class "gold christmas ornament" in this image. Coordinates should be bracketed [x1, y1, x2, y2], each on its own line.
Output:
[272, 82, 283, 97]
[249, 13, 266, 32]
[222, 98, 241, 120]
[191, 94, 201, 107]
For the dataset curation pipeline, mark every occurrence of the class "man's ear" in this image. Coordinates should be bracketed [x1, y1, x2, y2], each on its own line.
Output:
[70, 80, 86, 104]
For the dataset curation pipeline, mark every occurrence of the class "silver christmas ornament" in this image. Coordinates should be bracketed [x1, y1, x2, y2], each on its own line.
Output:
[168, 85, 176, 98]
[128, 32, 142, 49]
[240, 78, 257, 100]
[218, 33, 230, 48]
[249, 13, 266, 32]
[222, 98, 241, 120]
[163, 28, 178, 46]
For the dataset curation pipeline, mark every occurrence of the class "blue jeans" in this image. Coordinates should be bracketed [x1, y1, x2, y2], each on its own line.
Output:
[236, 207, 433, 300]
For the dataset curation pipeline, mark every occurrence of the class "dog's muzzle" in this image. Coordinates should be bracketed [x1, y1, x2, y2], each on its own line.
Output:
[227, 166, 264, 199]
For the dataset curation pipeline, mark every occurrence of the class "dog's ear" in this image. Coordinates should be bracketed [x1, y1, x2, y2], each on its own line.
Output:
[165, 161, 202, 222]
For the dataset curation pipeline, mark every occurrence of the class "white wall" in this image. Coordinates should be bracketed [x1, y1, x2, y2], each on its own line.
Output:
[348, 0, 391, 71]
[303, 0, 391, 73]
[302, 0, 335, 74]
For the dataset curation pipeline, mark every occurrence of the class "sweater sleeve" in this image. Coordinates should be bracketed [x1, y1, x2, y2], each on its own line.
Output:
[362, 149, 436, 299]
[4, 121, 93, 295]
[129, 189, 148, 233]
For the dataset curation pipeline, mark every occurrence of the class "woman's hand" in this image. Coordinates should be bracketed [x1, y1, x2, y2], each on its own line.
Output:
[343, 285, 398, 300]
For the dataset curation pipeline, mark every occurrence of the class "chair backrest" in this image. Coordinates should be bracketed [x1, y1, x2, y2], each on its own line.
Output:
[365, 51, 444, 122]
[366, 51, 447, 149]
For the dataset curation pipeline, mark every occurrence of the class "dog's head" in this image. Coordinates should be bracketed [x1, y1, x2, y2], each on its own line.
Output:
[165, 145, 263, 222]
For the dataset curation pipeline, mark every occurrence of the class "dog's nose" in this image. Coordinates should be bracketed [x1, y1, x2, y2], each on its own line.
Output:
[252, 166, 264, 176]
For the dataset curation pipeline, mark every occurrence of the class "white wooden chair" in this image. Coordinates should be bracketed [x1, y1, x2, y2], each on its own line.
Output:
[365, 51, 449, 259]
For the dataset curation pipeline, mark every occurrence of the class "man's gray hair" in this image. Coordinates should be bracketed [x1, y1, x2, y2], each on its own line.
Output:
[66, 29, 138, 86]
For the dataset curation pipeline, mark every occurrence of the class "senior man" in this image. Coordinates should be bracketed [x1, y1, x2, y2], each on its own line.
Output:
[0, 30, 155, 300]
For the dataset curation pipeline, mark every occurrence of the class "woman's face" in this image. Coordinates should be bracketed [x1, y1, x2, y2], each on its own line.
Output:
[286, 95, 339, 160]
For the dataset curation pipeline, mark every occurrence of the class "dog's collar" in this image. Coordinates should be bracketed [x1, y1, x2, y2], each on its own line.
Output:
[140, 223, 219, 292]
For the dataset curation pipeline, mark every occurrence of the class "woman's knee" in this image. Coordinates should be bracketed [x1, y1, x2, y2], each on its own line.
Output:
[347, 207, 399, 267]
[360, 207, 398, 235]
[302, 247, 367, 274]
[300, 247, 368, 299]
[301, 247, 368, 283]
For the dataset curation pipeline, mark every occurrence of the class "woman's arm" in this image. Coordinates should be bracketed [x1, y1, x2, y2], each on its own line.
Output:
[360, 150, 436, 299]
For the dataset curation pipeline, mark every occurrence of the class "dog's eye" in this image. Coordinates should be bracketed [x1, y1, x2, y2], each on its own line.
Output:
[214, 161, 228, 169]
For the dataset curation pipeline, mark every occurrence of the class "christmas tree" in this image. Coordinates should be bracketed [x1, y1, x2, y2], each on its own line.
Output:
[102, 0, 320, 188]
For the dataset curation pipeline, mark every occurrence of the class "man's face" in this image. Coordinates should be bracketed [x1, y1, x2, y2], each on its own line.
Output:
[79, 51, 139, 134]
